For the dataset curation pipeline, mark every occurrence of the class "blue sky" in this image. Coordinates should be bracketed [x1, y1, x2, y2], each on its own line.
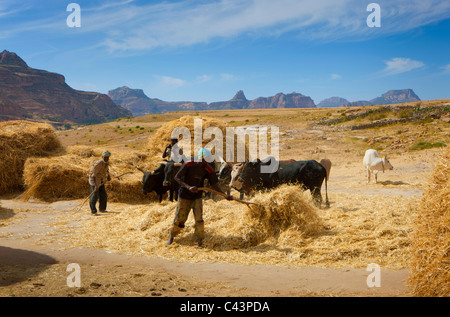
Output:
[1, 0, 450, 104]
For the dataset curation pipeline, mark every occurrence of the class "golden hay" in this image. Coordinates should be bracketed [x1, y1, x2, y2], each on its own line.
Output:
[408, 146, 450, 296]
[0, 120, 63, 194]
[139, 185, 325, 249]
[146, 115, 249, 163]
[66, 145, 101, 157]
[22, 156, 89, 202]
[46, 184, 416, 269]
[22, 148, 160, 203]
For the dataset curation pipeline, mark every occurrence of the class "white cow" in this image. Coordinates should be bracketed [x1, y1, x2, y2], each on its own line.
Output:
[363, 149, 394, 183]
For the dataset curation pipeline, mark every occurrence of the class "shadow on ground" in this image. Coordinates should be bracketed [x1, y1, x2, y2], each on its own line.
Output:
[0, 246, 58, 286]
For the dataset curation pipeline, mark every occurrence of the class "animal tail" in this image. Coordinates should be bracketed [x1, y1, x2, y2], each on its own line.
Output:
[325, 171, 330, 208]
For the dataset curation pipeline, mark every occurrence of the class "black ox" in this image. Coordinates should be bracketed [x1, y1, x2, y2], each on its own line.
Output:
[230, 159, 329, 208]
[138, 160, 181, 203]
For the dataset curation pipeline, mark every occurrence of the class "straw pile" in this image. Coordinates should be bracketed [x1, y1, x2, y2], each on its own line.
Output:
[140, 184, 326, 249]
[22, 156, 89, 202]
[0, 120, 63, 194]
[408, 147, 450, 296]
[146, 115, 249, 163]
[22, 145, 160, 203]
[43, 185, 416, 269]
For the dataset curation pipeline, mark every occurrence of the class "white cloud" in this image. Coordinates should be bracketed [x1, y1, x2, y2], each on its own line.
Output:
[97, 0, 450, 51]
[3, 1, 450, 52]
[196, 74, 213, 82]
[330, 74, 341, 80]
[442, 64, 450, 74]
[220, 73, 236, 81]
[157, 75, 186, 88]
[382, 57, 425, 75]
[0, 2, 32, 18]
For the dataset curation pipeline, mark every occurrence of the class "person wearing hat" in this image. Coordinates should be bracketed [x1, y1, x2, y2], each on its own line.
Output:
[162, 137, 186, 163]
[167, 147, 232, 247]
[88, 151, 112, 215]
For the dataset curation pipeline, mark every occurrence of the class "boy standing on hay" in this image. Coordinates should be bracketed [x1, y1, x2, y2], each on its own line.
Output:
[167, 148, 232, 247]
[88, 151, 112, 215]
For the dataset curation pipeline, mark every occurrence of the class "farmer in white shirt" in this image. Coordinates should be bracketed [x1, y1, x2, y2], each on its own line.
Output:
[162, 137, 186, 163]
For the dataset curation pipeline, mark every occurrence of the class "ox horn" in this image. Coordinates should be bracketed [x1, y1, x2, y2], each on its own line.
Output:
[136, 167, 145, 173]
[137, 167, 150, 174]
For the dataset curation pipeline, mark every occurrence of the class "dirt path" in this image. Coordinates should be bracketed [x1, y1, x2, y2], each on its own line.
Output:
[0, 195, 411, 297]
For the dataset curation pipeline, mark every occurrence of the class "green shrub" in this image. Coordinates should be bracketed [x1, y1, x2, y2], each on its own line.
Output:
[409, 142, 446, 151]
[398, 109, 414, 119]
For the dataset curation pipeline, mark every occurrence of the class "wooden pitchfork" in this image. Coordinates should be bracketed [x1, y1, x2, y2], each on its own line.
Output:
[197, 187, 260, 208]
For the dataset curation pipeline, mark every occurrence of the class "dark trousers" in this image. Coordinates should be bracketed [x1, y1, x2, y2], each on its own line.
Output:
[89, 185, 107, 213]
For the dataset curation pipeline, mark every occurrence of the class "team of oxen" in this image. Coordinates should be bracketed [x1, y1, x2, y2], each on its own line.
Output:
[137, 149, 393, 208]
[137, 156, 333, 208]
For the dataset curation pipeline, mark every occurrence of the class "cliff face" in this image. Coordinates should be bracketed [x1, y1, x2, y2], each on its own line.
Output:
[108, 86, 161, 116]
[208, 90, 250, 110]
[370, 89, 421, 105]
[340, 89, 421, 107]
[109, 88, 317, 116]
[0, 50, 132, 124]
[318, 97, 350, 108]
[248, 92, 315, 109]
[108, 86, 208, 115]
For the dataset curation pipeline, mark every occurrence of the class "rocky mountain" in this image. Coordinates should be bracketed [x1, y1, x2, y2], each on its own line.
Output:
[108, 86, 163, 116]
[208, 90, 250, 110]
[0, 50, 132, 125]
[317, 97, 350, 108]
[109, 87, 317, 116]
[324, 89, 421, 108]
[108, 86, 208, 116]
[369, 89, 421, 105]
[248, 92, 315, 109]
[343, 100, 372, 107]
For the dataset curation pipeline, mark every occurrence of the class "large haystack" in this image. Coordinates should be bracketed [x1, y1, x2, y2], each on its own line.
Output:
[22, 146, 160, 203]
[0, 120, 63, 194]
[409, 147, 450, 296]
[146, 115, 249, 163]
[139, 184, 325, 249]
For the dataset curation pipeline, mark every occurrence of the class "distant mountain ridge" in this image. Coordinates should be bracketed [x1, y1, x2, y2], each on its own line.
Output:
[108, 87, 317, 116]
[0, 50, 132, 124]
[318, 89, 421, 108]
[108, 86, 209, 117]
[370, 89, 421, 105]
[111, 86, 422, 116]
[317, 97, 350, 108]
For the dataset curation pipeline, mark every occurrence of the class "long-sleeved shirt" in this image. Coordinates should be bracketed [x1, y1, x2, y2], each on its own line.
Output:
[164, 143, 186, 163]
[88, 159, 110, 187]
[175, 161, 218, 200]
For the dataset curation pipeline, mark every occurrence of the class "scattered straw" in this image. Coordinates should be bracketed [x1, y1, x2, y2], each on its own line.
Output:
[45, 185, 417, 269]
[408, 147, 450, 296]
